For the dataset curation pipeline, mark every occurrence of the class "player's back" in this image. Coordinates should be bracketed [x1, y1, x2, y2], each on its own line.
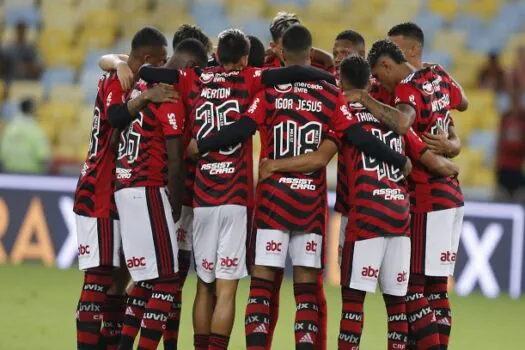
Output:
[186, 65, 263, 208]
[254, 80, 342, 235]
[115, 80, 185, 190]
[74, 72, 123, 218]
[395, 66, 464, 212]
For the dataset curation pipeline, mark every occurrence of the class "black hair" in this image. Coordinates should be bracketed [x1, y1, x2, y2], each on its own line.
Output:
[388, 22, 424, 46]
[367, 39, 407, 68]
[335, 30, 365, 46]
[217, 29, 250, 65]
[247, 35, 265, 68]
[269, 11, 301, 41]
[172, 24, 212, 53]
[20, 98, 34, 115]
[174, 38, 209, 67]
[131, 26, 167, 51]
[340, 56, 370, 90]
[282, 25, 312, 54]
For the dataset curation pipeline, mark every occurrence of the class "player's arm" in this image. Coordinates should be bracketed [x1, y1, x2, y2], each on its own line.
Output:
[261, 65, 336, 86]
[421, 124, 461, 158]
[139, 64, 181, 85]
[420, 151, 459, 177]
[166, 137, 184, 223]
[451, 77, 468, 112]
[259, 139, 338, 180]
[107, 84, 177, 129]
[344, 89, 415, 135]
[98, 54, 133, 91]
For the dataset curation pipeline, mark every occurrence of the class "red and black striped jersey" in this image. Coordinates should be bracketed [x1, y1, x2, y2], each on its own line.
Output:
[394, 65, 464, 212]
[73, 72, 124, 218]
[335, 78, 394, 215]
[115, 80, 185, 190]
[182, 116, 196, 207]
[246, 81, 353, 235]
[344, 103, 427, 240]
[179, 66, 264, 208]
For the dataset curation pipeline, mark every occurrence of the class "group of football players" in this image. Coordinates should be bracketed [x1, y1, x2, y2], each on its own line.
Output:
[73, 10, 468, 350]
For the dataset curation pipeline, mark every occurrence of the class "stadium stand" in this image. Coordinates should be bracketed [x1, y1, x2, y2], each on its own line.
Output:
[1, 0, 524, 195]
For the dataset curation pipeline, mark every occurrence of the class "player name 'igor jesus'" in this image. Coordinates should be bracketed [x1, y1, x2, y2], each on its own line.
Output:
[275, 98, 323, 112]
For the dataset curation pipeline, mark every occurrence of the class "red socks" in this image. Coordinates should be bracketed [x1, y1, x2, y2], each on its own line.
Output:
[194, 334, 209, 350]
[76, 269, 113, 349]
[406, 274, 440, 349]
[209, 333, 230, 349]
[266, 271, 283, 349]
[293, 283, 319, 349]
[245, 277, 273, 350]
[100, 294, 126, 350]
[316, 271, 327, 350]
[383, 294, 408, 350]
[426, 276, 452, 348]
[119, 281, 153, 349]
[338, 287, 365, 350]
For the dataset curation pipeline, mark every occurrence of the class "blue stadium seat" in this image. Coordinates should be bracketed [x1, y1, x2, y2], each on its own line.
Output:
[240, 19, 271, 44]
[423, 50, 452, 70]
[451, 15, 484, 34]
[414, 11, 445, 45]
[469, 131, 497, 166]
[4, 5, 40, 28]
[42, 67, 76, 98]
[81, 69, 104, 105]
[0, 101, 20, 121]
[82, 50, 108, 72]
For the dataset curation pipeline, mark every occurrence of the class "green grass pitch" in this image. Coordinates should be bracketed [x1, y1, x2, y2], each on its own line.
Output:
[1, 264, 524, 349]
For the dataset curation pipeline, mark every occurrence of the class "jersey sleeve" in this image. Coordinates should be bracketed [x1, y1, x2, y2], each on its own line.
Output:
[250, 68, 264, 93]
[394, 83, 421, 110]
[448, 79, 463, 110]
[104, 76, 126, 112]
[324, 129, 342, 150]
[245, 90, 266, 125]
[155, 101, 185, 138]
[405, 127, 428, 162]
[329, 93, 359, 137]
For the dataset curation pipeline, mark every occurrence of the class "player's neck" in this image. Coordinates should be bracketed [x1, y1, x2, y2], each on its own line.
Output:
[222, 63, 244, 71]
[411, 57, 423, 70]
[284, 59, 310, 67]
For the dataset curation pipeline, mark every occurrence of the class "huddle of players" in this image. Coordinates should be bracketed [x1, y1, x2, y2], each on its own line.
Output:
[72, 10, 468, 350]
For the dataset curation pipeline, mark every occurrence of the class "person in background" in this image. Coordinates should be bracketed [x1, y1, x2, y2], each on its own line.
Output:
[508, 46, 525, 97]
[478, 52, 507, 92]
[3, 21, 43, 81]
[496, 91, 525, 199]
[0, 98, 50, 173]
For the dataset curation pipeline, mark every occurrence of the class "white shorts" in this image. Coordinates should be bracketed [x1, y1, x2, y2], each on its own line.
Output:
[175, 205, 193, 251]
[115, 187, 179, 282]
[411, 206, 464, 276]
[254, 229, 323, 269]
[76, 215, 121, 270]
[342, 236, 411, 296]
[338, 214, 348, 266]
[192, 205, 248, 283]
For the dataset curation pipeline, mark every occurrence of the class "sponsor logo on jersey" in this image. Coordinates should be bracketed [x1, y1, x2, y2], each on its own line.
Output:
[200, 161, 235, 175]
[176, 228, 187, 244]
[305, 240, 318, 253]
[397, 271, 408, 283]
[199, 72, 214, 83]
[361, 266, 379, 279]
[278, 177, 316, 191]
[201, 258, 214, 271]
[372, 188, 405, 201]
[200, 87, 231, 99]
[116, 168, 132, 179]
[106, 92, 113, 107]
[168, 113, 178, 130]
[78, 244, 90, 256]
[220, 256, 239, 268]
[275, 84, 292, 93]
[440, 251, 456, 263]
[265, 240, 282, 252]
[248, 97, 260, 114]
[127, 256, 146, 268]
[80, 163, 89, 177]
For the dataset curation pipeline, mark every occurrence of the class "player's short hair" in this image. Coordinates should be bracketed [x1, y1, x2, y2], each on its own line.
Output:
[217, 29, 250, 65]
[174, 38, 209, 67]
[388, 22, 424, 46]
[282, 25, 312, 54]
[131, 26, 167, 51]
[340, 56, 370, 90]
[269, 11, 301, 41]
[247, 35, 265, 68]
[335, 30, 365, 46]
[367, 39, 407, 68]
[20, 98, 34, 115]
[172, 24, 212, 53]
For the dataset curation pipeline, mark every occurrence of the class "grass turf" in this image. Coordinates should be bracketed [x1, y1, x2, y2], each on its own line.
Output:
[1, 264, 524, 349]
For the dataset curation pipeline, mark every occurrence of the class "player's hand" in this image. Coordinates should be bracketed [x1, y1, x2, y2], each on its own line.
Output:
[343, 89, 365, 103]
[116, 62, 134, 91]
[421, 127, 450, 155]
[402, 157, 412, 177]
[259, 158, 276, 181]
[264, 48, 278, 64]
[144, 83, 179, 104]
[187, 138, 200, 160]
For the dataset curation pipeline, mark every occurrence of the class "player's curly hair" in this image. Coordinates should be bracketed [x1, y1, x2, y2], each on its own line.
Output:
[248, 35, 266, 68]
[336, 30, 365, 46]
[269, 11, 301, 41]
[388, 22, 424, 46]
[339, 55, 370, 90]
[367, 39, 407, 68]
[172, 24, 213, 53]
[217, 28, 250, 65]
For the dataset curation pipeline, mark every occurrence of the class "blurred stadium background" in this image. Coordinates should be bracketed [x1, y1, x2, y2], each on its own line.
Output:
[0, 0, 525, 349]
